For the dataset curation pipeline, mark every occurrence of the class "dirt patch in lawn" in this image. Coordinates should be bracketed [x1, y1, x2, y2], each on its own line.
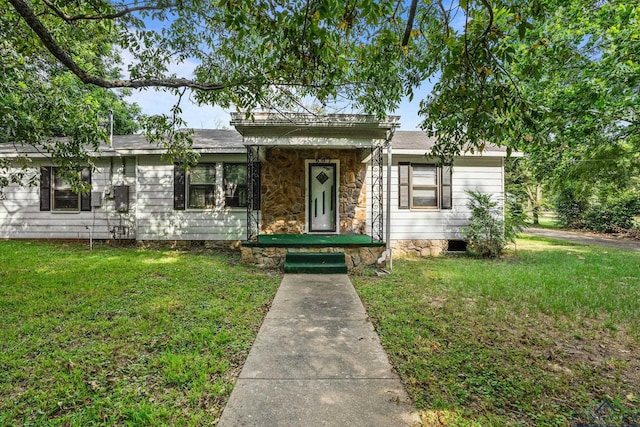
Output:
[513, 312, 639, 390]
[449, 306, 640, 423]
[368, 295, 640, 425]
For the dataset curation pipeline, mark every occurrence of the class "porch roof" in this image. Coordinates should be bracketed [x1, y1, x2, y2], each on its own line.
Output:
[231, 112, 399, 148]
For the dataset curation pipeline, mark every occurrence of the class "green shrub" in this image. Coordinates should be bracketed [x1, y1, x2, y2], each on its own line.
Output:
[553, 185, 588, 229]
[463, 191, 507, 258]
[583, 190, 640, 233]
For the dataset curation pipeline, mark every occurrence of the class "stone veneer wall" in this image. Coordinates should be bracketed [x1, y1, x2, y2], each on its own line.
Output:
[260, 148, 367, 234]
[240, 245, 386, 273]
[391, 239, 449, 257]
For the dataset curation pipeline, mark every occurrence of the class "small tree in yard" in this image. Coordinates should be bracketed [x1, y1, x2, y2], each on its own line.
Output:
[464, 191, 507, 258]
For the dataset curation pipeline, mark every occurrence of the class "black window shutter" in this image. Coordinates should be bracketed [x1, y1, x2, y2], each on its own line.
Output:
[80, 167, 92, 211]
[398, 163, 410, 209]
[174, 164, 186, 210]
[40, 166, 51, 211]
[249, 161, 261, 210]
[441, 165, 453, 210]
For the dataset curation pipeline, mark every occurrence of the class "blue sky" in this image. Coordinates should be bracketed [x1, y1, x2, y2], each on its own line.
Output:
[125, 86, 428, 131]
[122, 4, 441, 132]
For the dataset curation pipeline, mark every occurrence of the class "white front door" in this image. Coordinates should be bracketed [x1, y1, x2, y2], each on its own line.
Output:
[308, 163, 337, 232]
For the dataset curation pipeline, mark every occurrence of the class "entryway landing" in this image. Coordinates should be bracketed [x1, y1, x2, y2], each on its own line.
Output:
[240, 234, 386, 273]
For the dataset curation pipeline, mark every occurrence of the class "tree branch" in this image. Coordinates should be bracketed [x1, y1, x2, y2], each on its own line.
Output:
[40, 0, 176, 22]
[401, 0, 418, 47]
[7, 0, 225, 91]
[436, 0, 450, 38]
[479, 0, 494, 41]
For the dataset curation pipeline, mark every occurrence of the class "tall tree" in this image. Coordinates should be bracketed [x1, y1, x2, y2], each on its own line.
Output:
[1, 2, 141, 187]
[3, 1, 533, 150]
[505, 157, 545, 225]
[2, 0, 638, 181]
[506, 1, 639, 230]
[510, 1, 639, 187]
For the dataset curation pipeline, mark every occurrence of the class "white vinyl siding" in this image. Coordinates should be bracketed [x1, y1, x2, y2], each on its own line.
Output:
[2, 150, 505, 244]
[368, 156, 504, 241]
[0, 158, 136, 240]
[136, 155, 247, 241]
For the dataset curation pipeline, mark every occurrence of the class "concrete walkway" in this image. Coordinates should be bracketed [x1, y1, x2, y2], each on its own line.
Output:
[218, 274, 420, 427]
[524, 227, 640, 252]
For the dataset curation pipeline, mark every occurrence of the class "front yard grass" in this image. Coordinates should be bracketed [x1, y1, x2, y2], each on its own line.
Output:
[353, 235, 640, 426]
[0, 240, 280, 426]
[3, 237, 638, 426]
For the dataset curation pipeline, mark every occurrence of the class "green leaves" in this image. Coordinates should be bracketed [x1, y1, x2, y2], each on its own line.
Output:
[1, 2, 143, 186]
[2, 0, 637, 200]
[463, 190, 508, 258]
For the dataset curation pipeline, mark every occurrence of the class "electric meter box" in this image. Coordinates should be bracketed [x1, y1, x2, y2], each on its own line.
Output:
[90, 192, 103, 207]
[114, 185, 129, 212]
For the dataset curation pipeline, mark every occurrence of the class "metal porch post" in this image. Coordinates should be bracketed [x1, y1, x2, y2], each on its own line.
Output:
[371, 141, 384, 242]
[246, 145, 261, 241]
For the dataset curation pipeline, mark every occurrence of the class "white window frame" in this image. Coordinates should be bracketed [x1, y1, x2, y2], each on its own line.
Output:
[410, 164, 439, 209]
[223, 163, 248, 208]
[52, 168, 81, 211]
[186, 163, 217, 210]
[399, 163, 453, 210]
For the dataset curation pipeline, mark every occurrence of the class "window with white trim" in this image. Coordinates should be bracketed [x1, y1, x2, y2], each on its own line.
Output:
[174, 162, 248, 210]
[398, 163, 452, 210]
[40, 166, 92, 212]
[223, 163, 248, 208]
[187, 164, 216, 209]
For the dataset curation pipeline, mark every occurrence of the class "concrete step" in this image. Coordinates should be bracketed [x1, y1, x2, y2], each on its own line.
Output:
[284, 262, 348, 274]
[284, 252, 347, 274]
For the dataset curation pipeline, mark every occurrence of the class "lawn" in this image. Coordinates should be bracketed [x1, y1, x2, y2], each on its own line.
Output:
[353, 235, 640, 426]
[2, 238, 638, 426]
[0, 240, 281, 426]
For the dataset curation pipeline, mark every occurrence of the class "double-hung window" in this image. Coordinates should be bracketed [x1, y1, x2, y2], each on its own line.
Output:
[223, 163, 248, 208]
[174, 162, 248, 210]
[187, 164, 216, 209]
[411, 164, 439, 208]
[398, 163, 452, 210]
[40, 166, 92, 212]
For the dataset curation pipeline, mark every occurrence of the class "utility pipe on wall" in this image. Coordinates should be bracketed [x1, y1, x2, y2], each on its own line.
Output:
[85, 225, 93, 251]
[377, 128, 395, 270]
[108, 109, 114, 147]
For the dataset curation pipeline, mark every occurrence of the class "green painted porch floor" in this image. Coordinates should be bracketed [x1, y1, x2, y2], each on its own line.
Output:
[243, 234, 385, 248]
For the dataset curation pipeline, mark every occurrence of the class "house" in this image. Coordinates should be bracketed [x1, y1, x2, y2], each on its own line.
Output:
[0, 113, 510, 271]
